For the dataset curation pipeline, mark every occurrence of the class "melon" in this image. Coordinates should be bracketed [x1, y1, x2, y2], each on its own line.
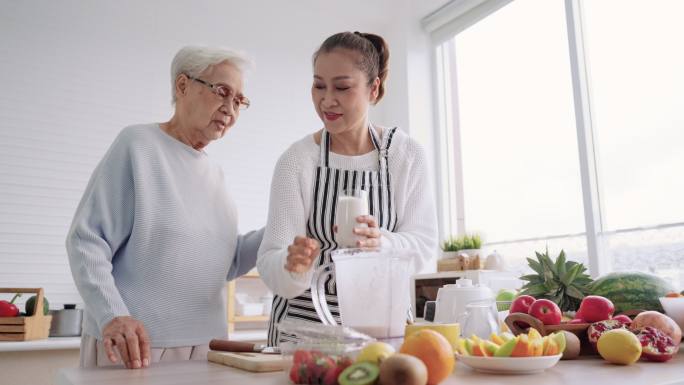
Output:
[589, 272, 674, 314]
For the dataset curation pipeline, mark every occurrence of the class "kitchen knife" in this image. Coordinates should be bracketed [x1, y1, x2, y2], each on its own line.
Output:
[209, 339, 280, 354]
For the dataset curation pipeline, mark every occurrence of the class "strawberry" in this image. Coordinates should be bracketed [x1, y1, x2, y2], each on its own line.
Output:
[311, 356, 335, 383]
[289, 363, 301, 384]
[323, 363, 345, 385]
[293, 350, 313, 365]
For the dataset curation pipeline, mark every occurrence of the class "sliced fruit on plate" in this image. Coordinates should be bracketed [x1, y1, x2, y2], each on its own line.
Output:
[490, 332, 505, 346]
[511, 334, 529, 357]
[542, 338, 560, 356]
[481, 341, 499, 357]
[493, 337, 517, 357]
[551, 332, 566, 353]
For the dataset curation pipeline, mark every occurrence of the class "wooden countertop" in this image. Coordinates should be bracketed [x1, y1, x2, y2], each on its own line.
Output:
[56, 349, 684, 385]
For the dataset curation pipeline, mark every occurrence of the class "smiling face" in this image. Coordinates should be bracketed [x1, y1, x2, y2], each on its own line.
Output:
[176, 61, 245, 144]
[312, 48, 380, 135]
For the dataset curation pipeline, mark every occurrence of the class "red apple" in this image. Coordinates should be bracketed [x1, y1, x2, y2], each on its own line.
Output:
[611, 314, 632, 324]
[528, 299, 562, 325]
[569, 318, 587, 324]
[510, 295, 536, 314]
[576, 295, 614, 322]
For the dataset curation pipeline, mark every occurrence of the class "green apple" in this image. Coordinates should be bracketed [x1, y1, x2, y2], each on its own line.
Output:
[496, 289, 517, 311]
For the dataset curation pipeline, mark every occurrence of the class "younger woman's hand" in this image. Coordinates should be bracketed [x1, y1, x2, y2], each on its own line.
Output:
[354, 215, 381, 248]
[284, 236, 320, 273]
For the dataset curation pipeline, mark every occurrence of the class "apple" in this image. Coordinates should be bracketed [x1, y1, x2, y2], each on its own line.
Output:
[510, 295, 536, 314]
[569, 318, 587, 324]
[611, 314, 632, 324]
[528, 299, 562, 325]
[576, 295, 614, 323]
[496, 289, 517, 311]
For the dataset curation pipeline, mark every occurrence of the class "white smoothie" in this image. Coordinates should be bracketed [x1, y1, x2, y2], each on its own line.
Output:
[335, 191, 369, 248]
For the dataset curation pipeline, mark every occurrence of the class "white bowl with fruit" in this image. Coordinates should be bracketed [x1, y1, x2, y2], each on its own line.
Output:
[659, 291, 684, 331]
[455, 328, 564, 374]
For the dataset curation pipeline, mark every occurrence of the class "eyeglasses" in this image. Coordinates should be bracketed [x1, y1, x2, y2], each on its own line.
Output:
[186, 75, 250, 110]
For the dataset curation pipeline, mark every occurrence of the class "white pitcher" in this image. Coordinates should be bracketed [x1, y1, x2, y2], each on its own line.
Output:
[310, 248, 413, 338]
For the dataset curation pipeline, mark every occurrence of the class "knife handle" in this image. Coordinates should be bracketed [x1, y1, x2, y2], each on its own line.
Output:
[209, 339, 257, 352]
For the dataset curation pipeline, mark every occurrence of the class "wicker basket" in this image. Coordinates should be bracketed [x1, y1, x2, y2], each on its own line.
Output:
[0, 288, 52, 341]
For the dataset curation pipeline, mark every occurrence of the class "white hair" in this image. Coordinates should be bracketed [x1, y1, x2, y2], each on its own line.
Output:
[170, 45, 254, 104]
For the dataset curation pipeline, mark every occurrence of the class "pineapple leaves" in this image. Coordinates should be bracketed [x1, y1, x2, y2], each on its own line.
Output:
[555, 251, 567, 278]
[561, 263, 581, 286]
[519, 247, 594, 312]
[565, 285, 586, 299]
[526, 258, 543, 274]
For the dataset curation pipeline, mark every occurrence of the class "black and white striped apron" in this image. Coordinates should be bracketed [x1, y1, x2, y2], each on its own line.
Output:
[267, 124, 398, 346]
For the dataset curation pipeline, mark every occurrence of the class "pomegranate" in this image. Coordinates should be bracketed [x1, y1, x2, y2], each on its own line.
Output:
[587, 319, 628, 349]
[576, 295, 614, 322]
[631, 311, 682, 352]
[611, 314, 632, 324]
[632, 326, 677, 362]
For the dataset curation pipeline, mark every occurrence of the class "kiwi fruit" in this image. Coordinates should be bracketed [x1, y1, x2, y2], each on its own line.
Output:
[338, 362, 380, 385]
[379, 353, 428, 385]
[561, 330, 581, 360]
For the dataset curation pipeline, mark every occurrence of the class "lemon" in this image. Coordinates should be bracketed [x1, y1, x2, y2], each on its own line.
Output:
[597, 329, 642, 365]
[357, 342, 396, 364]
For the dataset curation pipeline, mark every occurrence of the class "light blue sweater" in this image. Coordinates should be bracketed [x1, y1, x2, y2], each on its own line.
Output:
[66, 124, 263, 347]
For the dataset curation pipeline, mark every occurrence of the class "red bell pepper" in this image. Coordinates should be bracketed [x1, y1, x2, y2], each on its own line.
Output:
[0, 293, 21, 317]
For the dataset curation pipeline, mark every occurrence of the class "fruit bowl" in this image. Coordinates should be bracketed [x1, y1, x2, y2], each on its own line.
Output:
[455, 353, 562, 374]
[504, 312, 590, 337]
[659, 297, 684, 331]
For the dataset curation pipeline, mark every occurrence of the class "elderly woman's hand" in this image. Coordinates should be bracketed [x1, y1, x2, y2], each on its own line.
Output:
[285, 236, 320, 274]
[353, 215, 382, 248]
[102, 316, 151, 369]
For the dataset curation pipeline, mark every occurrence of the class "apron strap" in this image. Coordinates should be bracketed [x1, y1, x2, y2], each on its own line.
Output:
[320, 129, 331, 168]
[372, 125, 398, 175]
[320, 124, 397, 169]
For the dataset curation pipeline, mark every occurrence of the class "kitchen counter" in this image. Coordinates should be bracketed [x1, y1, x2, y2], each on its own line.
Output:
[0, 337, 81, 352]
[56, 349, 684, 385]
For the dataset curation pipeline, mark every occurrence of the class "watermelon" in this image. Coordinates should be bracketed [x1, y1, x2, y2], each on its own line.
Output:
[589, 272, 675, 314]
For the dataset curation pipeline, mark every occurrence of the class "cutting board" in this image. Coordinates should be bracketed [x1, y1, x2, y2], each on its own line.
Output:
[207, 350, 285, 372]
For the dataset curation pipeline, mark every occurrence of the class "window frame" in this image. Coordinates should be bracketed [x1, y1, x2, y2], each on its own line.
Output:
[424, 0, 611, 276]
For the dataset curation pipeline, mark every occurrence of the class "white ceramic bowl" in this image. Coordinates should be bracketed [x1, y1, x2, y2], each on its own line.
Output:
[659, 297, 684, 331]
[455, 354, 562, 374]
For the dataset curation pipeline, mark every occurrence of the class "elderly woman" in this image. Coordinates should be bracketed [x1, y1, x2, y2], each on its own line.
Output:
[66, 46, 263, 369]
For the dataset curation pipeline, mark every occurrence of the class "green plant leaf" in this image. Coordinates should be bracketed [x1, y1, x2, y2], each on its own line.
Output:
[526, 258, 543, 274]
[561, 264, 581, 286]
[521, 283, 548, 294]
[519, 274, 542, 282]
[565, 285, 586, 299]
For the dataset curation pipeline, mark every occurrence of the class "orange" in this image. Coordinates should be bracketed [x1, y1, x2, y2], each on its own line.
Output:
[400, 329, 455, 385]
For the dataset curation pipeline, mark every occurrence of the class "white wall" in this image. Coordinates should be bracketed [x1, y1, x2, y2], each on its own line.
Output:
[0, 0, 442, 308]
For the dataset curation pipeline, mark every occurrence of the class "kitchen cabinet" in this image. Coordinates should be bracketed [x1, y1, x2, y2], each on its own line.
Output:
[226, 269, 269, 333]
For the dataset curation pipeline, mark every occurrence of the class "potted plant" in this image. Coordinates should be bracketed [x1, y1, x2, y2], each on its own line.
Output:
[441, 234, 482, 259]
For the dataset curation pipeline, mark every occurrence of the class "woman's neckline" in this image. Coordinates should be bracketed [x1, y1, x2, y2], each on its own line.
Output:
[312, 126, 384, 157]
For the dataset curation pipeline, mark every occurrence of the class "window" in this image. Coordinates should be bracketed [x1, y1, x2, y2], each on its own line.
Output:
[437, 0, 587, 270]
[582, 0, 684, 283]
[431, 0, 684, 282]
